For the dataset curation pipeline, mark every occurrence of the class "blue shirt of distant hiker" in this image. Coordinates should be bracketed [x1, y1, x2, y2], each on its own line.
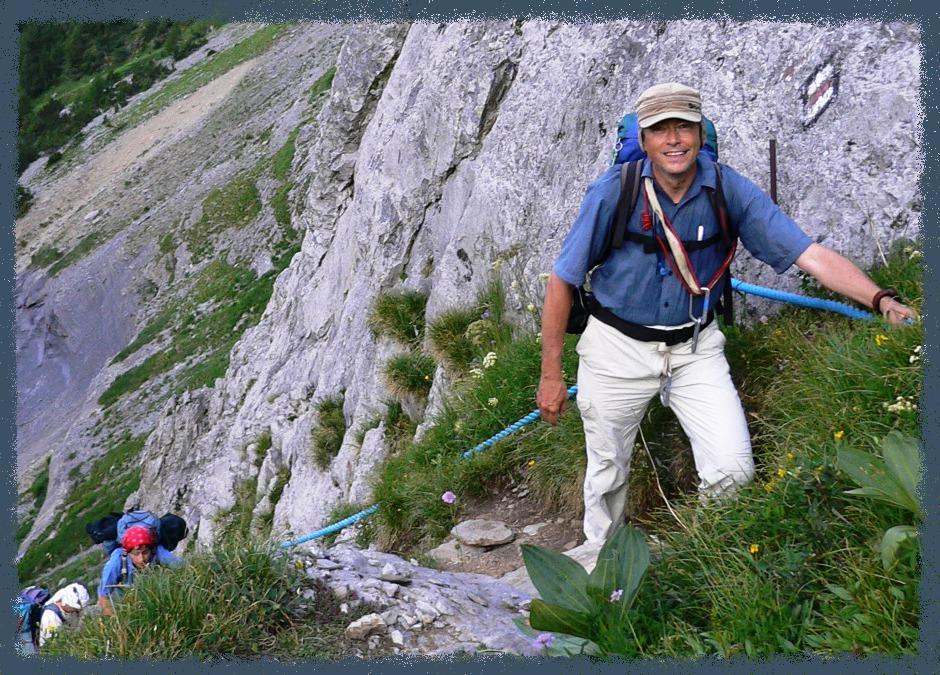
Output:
[553, 155, 813, 326]
[97, 546, 183, 598]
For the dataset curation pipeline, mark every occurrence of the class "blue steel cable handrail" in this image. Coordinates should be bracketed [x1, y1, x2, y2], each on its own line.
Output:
[281, 277, 889, 548]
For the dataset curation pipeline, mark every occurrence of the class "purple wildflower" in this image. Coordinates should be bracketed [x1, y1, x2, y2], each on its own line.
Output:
[481, 310, 491, 320]
[609, 588, 624, 603]
[441, 491, 457, 504]
[533, 633, 554, 649]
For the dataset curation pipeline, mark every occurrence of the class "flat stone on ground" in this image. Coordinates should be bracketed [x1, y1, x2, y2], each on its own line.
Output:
[451, 519, 515, 547]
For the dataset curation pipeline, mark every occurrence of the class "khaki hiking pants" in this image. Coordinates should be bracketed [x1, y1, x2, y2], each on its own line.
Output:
[576, 316, 754, 544]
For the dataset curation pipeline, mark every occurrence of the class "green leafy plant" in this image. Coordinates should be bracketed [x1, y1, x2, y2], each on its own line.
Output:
[520, 525, 650, 656]
[838, 430, 922, 568]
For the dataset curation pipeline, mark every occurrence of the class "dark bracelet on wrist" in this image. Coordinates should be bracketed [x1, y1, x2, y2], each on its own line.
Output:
[871, 288, 899, 313]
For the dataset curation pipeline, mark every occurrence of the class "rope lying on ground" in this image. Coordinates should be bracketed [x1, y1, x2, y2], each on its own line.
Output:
[280, 278, 881, 548]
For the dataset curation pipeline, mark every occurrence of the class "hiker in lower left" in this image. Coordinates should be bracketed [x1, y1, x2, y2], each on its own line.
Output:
[38, 583, 91, 649]
[97, 526, 183, 615]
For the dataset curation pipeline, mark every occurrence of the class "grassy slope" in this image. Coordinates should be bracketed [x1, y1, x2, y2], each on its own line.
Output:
[369, 241, 922, 657]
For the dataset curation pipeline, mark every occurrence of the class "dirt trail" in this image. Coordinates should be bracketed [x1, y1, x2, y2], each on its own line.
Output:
[16, 58, 259, 263]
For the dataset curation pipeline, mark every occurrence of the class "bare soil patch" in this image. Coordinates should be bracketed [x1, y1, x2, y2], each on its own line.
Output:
[433, 485, 586, 578]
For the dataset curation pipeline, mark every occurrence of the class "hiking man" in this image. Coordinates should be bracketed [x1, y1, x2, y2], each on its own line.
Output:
[537, 82, 918, 547]
[97, 525, 183, 615]
[37, 582, 91, 649]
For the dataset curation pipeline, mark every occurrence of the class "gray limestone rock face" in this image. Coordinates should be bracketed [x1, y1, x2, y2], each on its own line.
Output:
[301, 544, 538, 656]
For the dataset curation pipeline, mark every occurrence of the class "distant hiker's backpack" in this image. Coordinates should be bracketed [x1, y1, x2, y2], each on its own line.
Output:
[611, 112, 719, 166]
[85, 509, 188, 553]
[15, 586, 62, 648]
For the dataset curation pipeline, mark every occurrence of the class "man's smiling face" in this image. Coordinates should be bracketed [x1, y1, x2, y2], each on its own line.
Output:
[642, 118, 702, 183]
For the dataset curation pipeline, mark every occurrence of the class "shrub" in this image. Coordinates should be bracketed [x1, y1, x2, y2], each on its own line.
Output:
[382, 352, 435, 399]
[312, 393, 346, 469]
[367, 290, 427, 346]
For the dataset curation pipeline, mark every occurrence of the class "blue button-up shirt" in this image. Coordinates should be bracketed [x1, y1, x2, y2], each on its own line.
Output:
[553, 155, 812, 326]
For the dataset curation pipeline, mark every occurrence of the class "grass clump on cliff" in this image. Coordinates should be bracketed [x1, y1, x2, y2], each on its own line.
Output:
[368, 290, 428, 347]
[370, 243, 921, 657]
[312, 393, 347, 469]
[43, 539, 378, 661]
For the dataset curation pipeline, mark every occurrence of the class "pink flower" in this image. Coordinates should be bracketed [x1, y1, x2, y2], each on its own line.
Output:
[610, 588, 624, 602]
[533, 632, 554, 649]
[441, 491, 456, 504]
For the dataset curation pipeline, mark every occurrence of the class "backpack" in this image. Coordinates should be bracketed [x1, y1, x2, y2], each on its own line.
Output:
[15, 586, 63, 648]
[611, 112, 719, 166]
[85, 509, 188, 553]
[567, 151, 737, 334]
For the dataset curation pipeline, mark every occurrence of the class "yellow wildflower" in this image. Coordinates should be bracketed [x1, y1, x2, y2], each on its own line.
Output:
[749, 544, 760, 555]
[776, 467, 786, 478]
[874, 334, 889, 347]
[527, 459, 536, 468]
[763, 481, 776, 494]
[834, 430, 845, 441]
[786, 452, 796, 462]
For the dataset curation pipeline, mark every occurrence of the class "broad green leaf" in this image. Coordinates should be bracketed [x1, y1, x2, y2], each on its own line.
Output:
[529, 598, 595, 640]
[880, 525, 918, 570]
[521, 543, 592, 613]
[882, 431, 923, 518]
[586, 527, 650, 626]
[838, 447, 912, 512]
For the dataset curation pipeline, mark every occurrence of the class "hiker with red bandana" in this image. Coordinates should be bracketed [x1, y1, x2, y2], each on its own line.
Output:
[537, 82, 918, 548]
[97, 525, 183, 615]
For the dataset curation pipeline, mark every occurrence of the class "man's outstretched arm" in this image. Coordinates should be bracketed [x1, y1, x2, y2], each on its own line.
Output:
[794, 243, 918, 326]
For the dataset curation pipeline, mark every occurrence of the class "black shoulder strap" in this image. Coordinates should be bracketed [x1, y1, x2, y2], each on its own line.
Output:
[705, 162, 737, 325]
[590, 160, 643, 273]
[119, 551, 129, 584]
[612, 159, 644, 251]
[705, 161, 735, 247]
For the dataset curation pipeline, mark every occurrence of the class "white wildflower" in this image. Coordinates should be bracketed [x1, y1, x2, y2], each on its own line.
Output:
[526, 303, 537, 312]
[482, 351, 497, 369]
[538, 272, 550, 283]
[488, 397, 498, 407]
[469, 367, 484, 379]
[883, 395, 918, 414]
[510, 280, 519, 290]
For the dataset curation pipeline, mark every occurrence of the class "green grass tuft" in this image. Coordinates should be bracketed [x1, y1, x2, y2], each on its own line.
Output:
[43, 539, 380, 661]
[368, 290, 428, 347]
[382, 352, 436, 399]
[312, 393, 347, 469]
